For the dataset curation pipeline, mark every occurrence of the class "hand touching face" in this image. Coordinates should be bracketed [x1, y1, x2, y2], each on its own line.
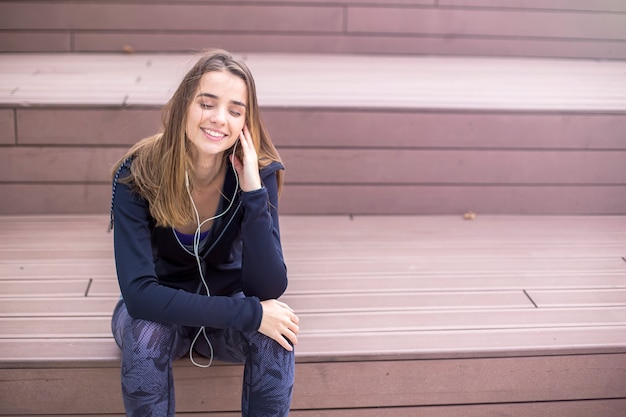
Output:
[230, 124, 262, 192]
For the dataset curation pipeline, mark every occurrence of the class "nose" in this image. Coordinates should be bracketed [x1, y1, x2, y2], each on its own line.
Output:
[208, 105, 227, 125]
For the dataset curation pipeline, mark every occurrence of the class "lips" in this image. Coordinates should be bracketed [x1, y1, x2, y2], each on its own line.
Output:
[202, 128, 226, 140]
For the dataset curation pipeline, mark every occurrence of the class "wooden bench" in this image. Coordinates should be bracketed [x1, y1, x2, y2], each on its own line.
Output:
[1, 214, 626, 415]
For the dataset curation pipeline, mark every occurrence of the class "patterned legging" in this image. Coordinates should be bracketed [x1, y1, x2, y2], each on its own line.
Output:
[111, 299, 295, 417]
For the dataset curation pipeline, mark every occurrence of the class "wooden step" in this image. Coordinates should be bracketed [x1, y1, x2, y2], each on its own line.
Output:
[1, 214, 626, 415]
[1, 54, 626, 215]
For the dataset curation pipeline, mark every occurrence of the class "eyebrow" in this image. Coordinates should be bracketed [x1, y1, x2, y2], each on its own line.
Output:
[197, 93, 247, 109]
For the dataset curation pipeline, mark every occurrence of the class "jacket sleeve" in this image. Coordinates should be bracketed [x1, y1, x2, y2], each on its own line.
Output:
[111, 166, 263, 332]
[239, 161, 288, 300]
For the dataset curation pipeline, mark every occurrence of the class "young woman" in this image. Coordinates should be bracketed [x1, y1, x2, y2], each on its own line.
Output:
[109, 49, 299, 417]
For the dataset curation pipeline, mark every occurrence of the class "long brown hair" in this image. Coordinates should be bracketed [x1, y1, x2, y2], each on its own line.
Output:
[111, 49, 283, 228]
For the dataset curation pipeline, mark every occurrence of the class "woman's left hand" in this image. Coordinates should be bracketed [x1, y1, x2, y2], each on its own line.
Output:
[259, 299, 299, 351]
[231, 124, 262, 192]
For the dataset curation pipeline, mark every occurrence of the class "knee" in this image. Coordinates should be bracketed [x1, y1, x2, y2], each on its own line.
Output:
[121, 318, 180, 361]
[248, 332, 295, 364]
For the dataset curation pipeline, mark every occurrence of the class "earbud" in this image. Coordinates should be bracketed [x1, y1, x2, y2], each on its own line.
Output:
[185, 170, 190, 190]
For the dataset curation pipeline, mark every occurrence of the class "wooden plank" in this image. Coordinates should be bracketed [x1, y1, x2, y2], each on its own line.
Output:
[4, 0, 618, 13]
[3, 213, 623, 234]
[0, 291, 531, 315]
[281, 149, 626, 184]
[0, 214, 110, 227]
[286, 274, 626, 292]
[3, 215, 624, 265]
[282, 227, 626, 250]
[290, 355, 626, 408]
[3, 258, 587, 281]
[0, 54, 156, 106]
[2, 354, 625, 414]
[2, 53, 626, 111]
[0, 261, 115, 279]
[1, 183, 626, 215]
[3, 307, 626, 339]
[3, 212, 625, 239]
[3, 241, 625, 265]
[0, 338, 120, 364]
[12, 108, 626, 150]
[0, 183, 111, 215]
[282, 291, 531, 312]
[0, 280, 91, 297]
[16, 108, 160, 146]
[3, 400, 626, 417]
[73, 31, 626, 59]
[528, 289, 626, 308]
[0, 297, 119, 317]
[90, 272, 626, 296]
[296, 307, 626, 334]
[132, 0, 434, 4]
[264, 110, 626, 150]
[0, 365, 239, 415]
[440, 0, 626, 13]
[279, 185, 626, 215]
[0, 109, 14, 145]
[347, 7, 626, 40]
[284, 232, 626, 255]
[281, 215, 626, 242]
[284, 245, 626, 259]
[0, 246, 113, 260]
[222, 55, 626, 111]
[283, 257, 626, 273]
[3, 325, 626, 366]
[0, 291, 526, 316]
[0, 3, 343, 32]
[0, 236, 112, 251]
[0, 147, 122, 182]
[85, 141, 626, 195]
[295, 326, 626, 360]
[0, 32, 69, 53]
[287, 399, 626, 417]
[284, 244, 625, 256]
[0, 317, 113, 338]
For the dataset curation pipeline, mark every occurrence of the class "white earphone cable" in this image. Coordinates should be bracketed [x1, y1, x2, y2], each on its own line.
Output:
[185, 141, 240, 368]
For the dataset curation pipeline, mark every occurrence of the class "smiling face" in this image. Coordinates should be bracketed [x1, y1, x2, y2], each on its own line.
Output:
[185, 70, 248, 163]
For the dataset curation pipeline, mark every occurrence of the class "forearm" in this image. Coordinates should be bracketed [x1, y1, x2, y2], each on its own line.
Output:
[121, 280, 262, 332]
[239, 187, 288, 299]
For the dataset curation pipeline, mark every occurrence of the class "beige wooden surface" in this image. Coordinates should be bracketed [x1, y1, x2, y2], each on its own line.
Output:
[1, 53, 626, 111]
[1, 214, 626, 415]
[1, 214, 626, 362]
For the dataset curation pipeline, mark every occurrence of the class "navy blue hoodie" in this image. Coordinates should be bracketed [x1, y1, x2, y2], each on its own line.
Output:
[110, 158, 287, 333]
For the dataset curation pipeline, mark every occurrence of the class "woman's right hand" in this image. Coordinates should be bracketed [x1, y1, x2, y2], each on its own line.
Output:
[258, 299, 299, 351]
